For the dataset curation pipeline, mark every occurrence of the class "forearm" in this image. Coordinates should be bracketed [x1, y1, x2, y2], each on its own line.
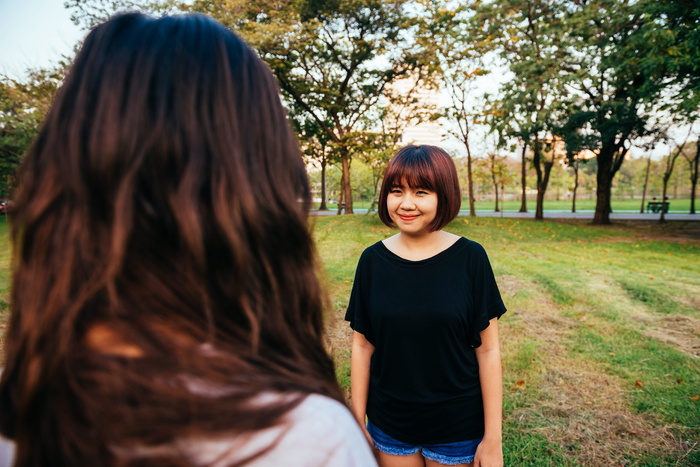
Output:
[477, 346, 503, 441]
[350, 332, 374, 425]
[475, 318, 503, 441]
[474, 319, 504, 466]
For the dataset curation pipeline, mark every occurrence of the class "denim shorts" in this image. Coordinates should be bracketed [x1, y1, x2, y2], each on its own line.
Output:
[367, 419, 482, 465]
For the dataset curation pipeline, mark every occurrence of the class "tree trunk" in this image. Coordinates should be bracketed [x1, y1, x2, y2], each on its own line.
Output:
[594, 172, 614, 225]
[690, 141, 698, 214]
[535, 185, 545, 219]
[340, 148, 353, 214]
[640, 155, 651, 214]
[492, 164, 499, 212]
[572, 159, 579, 213]
[465, 142, 476, 217]
[319, 157, 328, 211]
[336, 172, 345, 215]
[367, 167, 382, 214]
[532, 136, 548, 221]
[660, 143, 686, 222]
[519, 141, 528, 213]
[660, 173, 670, 223]
[593, 145, 616, 225]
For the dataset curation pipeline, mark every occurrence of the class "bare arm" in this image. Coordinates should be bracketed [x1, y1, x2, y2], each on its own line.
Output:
[350, 331, 375, 438]
[474, 318, 504, 467]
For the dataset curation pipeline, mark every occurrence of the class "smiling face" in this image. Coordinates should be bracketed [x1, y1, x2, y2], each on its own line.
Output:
[386, 180, 439, 236]
[378, 145, 461, 232]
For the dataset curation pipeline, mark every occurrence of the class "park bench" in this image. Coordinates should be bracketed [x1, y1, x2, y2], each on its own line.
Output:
[646, 201, 669, 213]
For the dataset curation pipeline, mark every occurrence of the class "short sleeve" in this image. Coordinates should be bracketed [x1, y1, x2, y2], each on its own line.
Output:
[467, 242, 507, 348]
[344, 249, 374, 344]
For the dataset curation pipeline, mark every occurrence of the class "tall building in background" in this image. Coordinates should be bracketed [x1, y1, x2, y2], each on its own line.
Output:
[389, 75, 443, 147]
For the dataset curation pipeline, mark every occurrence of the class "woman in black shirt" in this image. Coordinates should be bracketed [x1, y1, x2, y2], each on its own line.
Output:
[346, 145, 506, 467]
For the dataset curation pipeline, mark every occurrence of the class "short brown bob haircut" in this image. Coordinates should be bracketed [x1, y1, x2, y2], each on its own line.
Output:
[378, 145, 461, 232]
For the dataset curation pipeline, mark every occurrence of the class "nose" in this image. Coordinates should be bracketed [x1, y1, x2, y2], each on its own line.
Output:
[400, 193, 416, 210]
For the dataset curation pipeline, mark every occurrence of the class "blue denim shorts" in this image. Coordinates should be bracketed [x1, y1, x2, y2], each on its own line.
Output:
[367, 420, 482, 465]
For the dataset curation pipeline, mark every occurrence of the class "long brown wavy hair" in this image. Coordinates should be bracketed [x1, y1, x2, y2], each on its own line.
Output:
[0, 12, 343, 466]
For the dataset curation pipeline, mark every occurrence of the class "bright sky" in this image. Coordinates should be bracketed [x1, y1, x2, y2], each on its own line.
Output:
[0, 0, 85, 79]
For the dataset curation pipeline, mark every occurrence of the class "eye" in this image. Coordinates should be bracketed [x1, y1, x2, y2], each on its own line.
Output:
[390, 188, 402, 194]
[416, 189, 430, 195]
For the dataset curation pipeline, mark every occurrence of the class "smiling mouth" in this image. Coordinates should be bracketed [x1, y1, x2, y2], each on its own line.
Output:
[398, 214, 419, 221]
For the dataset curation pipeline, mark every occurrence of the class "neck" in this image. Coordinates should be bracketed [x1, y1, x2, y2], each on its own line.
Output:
[396, 230, 444, 250]
[383, 229, 459, 262]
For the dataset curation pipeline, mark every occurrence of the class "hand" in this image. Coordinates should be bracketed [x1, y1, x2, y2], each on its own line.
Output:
[473, 437, 503, 467]
[354, 414, 373, 446]
[363, 426, 373, 446]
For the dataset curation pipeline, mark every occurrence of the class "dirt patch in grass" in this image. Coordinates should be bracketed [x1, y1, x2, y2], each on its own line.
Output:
[325, 304, 353, 361]
[504, 275, 690, 465]
[529, 358, 685, 466]
[644, 315, 700, 359]
[619, 286, 700, 359]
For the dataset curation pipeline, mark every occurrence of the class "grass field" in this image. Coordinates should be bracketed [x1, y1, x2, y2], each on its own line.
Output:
[0, 217, 9, 315]
[0, 214, 698, 465]
[314, 215, 700, 466]
[0, 217, 10, 356]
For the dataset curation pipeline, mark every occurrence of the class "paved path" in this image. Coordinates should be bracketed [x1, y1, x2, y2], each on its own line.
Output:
[311, 209, 699, 221]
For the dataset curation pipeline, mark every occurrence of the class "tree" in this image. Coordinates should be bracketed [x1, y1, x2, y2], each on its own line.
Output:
[68, 0, 438, 215]
[517, 140, 528, 212]
[443, 72, 488, 217]
[65, 0, 178, 28]
[636, 0, 700, 119]
[486, 152, 512, 212]
[476, 0, 572, 220]
[683, 140, 699, 214]
[431, 2, 491, 217]
[562, 0, 680, 225]
[296, 117, 335, 211]
[0, 67, 64, 198]
[635, 0, 700, 213]
[567, 154, 582, 213]
[639, 153, 653, 214]
[659, 129, 693, 222]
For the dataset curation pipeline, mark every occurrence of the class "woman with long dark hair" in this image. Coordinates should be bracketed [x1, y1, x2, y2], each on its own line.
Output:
[0, 13, 376, 466]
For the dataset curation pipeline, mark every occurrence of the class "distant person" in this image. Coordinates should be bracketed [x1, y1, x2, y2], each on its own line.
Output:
[0, 13, 376, 466]
[346, 145, 507, 467]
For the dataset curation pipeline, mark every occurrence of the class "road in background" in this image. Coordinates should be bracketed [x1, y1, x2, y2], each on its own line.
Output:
[311, 210, 699, 221]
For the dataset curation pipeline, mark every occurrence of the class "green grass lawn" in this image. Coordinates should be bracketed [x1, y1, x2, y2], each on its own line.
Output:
[1, 214, 698, 465]
[0, 216, 9, 316]
[315, 215, 700, 466]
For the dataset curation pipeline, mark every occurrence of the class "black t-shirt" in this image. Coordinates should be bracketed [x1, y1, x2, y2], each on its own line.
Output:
[345, 237, 506, 444]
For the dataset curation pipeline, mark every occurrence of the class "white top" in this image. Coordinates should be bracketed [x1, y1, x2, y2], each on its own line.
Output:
[0, 394, 376, 466]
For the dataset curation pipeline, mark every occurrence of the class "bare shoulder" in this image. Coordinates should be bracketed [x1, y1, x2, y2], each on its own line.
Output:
[440, 230, 461, 244]
[381, 233, 401, 250]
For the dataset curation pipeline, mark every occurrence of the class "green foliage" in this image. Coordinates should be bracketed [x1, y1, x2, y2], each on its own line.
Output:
[190, 0, 439, 212]
[561, 0, 679, 223]
[65, 0, 178, 29]
[0, 66, 64, 197]
[634, 0, 700, 119]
